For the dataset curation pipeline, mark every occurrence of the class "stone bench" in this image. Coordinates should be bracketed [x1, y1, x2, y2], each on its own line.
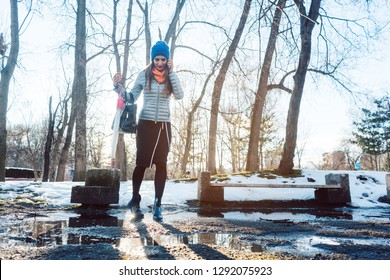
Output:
[71, 169, 120, 206]
[197, 171, 351, 205]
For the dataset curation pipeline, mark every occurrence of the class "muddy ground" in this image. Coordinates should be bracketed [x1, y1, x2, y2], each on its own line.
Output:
[1, 199, 390, 260]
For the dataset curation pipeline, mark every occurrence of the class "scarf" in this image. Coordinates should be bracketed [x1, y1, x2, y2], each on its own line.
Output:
[152, 67, 166, 84]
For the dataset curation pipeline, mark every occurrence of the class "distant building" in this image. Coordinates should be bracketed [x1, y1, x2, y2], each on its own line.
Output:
[322, 150, 389, 171]
[322, 151, 348, 170]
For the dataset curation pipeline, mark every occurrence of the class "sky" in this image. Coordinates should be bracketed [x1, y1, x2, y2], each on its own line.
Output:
[1, 1, 390, 168]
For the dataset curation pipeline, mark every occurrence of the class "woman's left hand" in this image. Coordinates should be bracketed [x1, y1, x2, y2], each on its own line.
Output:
[167, 59, 173, 73]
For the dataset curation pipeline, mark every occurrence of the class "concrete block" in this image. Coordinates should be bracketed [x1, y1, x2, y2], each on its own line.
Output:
[71, 185, 119, 205]
[85, 168, 120, 190]
[315, 173, 351, 204]
[197, 171, 224, 204]
[70, 168, 121, 205]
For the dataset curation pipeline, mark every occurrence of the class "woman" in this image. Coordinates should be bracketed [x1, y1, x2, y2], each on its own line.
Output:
[113, 41, 184, 221]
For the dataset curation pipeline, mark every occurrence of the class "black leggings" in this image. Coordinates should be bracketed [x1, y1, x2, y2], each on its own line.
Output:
[132, 163, 167, 205]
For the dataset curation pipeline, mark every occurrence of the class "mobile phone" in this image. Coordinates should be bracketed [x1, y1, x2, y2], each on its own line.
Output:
[166, 59, 172, 71]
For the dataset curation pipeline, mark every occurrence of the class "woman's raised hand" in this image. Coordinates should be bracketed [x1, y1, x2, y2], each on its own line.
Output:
[113, 72, 122, 86]
[167, 59, 173, 73]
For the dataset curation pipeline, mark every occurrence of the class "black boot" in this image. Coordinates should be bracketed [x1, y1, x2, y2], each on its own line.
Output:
[153, 198, 163, 222]
[128, 194, 144, 220]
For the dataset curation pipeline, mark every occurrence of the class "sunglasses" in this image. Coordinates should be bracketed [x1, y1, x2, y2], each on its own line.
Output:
[153, 57, 167, 62]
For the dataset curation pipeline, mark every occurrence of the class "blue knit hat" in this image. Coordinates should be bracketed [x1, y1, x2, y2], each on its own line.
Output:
[151, 41, 170, 61]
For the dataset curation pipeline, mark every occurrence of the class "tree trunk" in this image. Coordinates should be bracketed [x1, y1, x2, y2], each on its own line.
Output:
[56, 108, 75, 181]
[112, 0, 134, 181]
[208, 0, 252, 174]
[49, 95, 70, 181]
[246, 0, 286, 172]
[73, 0, 87, 181]
[42, 96, 54, 181]
[122, 0, 133, 81]
[278, 0, 321, 175]
[136, 0, 151, 64]
[164, 0, 186, 45]
[0, 0, 19, 181]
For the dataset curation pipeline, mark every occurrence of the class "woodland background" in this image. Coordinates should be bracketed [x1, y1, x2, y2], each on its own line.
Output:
[0, 0, 389, 182]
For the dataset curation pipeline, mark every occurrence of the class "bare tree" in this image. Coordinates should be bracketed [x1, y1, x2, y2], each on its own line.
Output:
[112, 0, 134, 180]
[56, 97, 75, 181]
[24, 121, 45, 179]
[72, 0, 88, 181]
[87, 126, 105, 168]
[42, 96, 56, 181]
[208, 0, 252, 174]
[136, 0, 151, 64]
[0, 0, 19, 181]
[49, 84, 71, 182]
[278, 0, 321, 175]
[221, 107, 248, 173]
[181, 61, 219, 176]
[246, 0, 287, 172]
[164, 0, 186, 45]
[6, 121, 46, 180]
[295, 134, 308, 170]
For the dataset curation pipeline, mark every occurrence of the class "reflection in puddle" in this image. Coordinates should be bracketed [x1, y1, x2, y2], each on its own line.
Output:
[5, 220, 66, 247]
[196, 208, 390, 222]
[69, 215, 119, 227]
[197, 209, 355, 220]
[1, 213, 121, 247]
[118, 232, 264, 258]
[67, 233, 119, 245]
[2, 215, 262, 253]
[119, 232, 263, 252]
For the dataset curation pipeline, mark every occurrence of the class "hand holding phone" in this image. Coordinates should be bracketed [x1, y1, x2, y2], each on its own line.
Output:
[167, 59, 173, 73]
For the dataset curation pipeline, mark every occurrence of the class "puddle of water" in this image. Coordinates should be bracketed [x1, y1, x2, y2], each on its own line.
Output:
[2, 211, 390, 259]
[1, 202, 390, 260]
[198, 208, 390, 222]
[0, 215, 263, 253]
[118, 232, 263, 253]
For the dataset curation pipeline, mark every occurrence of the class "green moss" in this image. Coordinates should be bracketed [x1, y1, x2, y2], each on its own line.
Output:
[256, 169, 303, 179]
[260, 174, 278, 180]
[214, 173, 229, 178]
[232, 171, 256, 177]
[216, 177, 230, 182]
[173, 177, 198, 183]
